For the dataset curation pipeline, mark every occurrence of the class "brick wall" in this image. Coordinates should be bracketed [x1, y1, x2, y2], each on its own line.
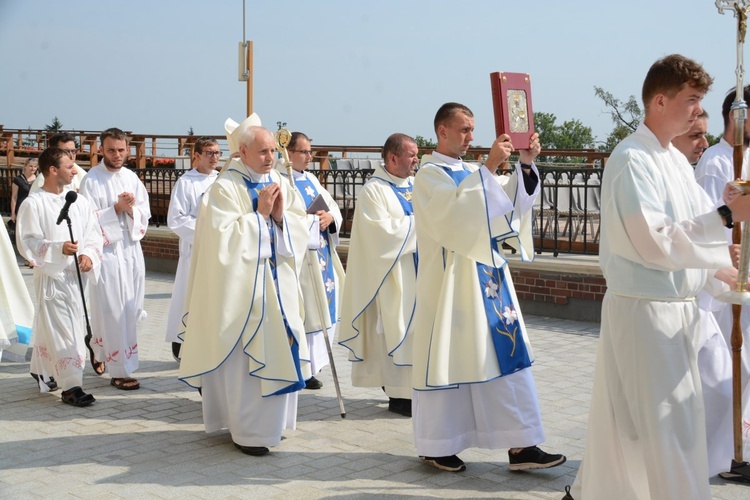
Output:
[511, 269, 607, 305]
[138, 230, 604, 323]
[141, 227, 179, 274]
[507, 256, 604, 322]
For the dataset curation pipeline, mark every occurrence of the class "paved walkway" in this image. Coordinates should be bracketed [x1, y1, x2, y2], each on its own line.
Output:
[1, 261, 748, 499]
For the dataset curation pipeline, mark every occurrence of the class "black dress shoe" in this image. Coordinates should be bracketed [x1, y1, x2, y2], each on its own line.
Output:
[388, 398, 412, 417]
[233, 443, 269, 456]
[31, 373, 58, 391]
[305, 376, 323, 390]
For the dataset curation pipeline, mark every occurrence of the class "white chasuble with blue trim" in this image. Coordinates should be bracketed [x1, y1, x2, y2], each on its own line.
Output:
[243, 177, 305, 395]
[438, 165, 531, 377]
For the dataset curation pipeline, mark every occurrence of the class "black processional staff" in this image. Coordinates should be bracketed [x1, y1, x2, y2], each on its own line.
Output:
[55, 191, 94, 349]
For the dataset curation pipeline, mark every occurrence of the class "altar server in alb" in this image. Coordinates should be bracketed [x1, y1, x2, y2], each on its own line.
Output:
[178, 119, 314, 456]
[79, 128, 150, 391]
[569, 54, 750, 500]
[277, 131, 344, 390]
[164, 137, 220, 361]
[411, 102, 565, 473]
[339, 133, 419, 417]
[17, 147, 103, 406]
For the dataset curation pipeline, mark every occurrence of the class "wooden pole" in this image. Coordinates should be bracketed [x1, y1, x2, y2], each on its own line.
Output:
[717, 3, 750, 480]
[246, 41, 253, 117]
[731, 119, 745, 462]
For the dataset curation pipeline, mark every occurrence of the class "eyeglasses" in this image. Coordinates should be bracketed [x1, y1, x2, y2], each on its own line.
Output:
[201, 151, 222, 157]
[292, 150, 313, 156]
[61, 149, 78, 155]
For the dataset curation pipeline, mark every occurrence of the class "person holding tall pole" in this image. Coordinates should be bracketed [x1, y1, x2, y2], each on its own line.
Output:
[275, 131, 345, 393]
[715, 0, 750, 483]
[566, 53, 750, 499]
[275, 129, 346, 417]
[16, 147, 103, 406]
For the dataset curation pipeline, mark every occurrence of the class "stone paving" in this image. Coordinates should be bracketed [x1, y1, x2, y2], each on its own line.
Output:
[1, 261, 749, 499]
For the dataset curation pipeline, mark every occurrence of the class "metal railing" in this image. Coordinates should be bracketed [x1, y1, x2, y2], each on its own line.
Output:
[0, 164, 602, 255]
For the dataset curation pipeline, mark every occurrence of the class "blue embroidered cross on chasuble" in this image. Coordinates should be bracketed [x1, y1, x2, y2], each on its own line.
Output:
[437, 164, 531, 377]
[293, 175, 337, 325]
[243, 176, 305, 395]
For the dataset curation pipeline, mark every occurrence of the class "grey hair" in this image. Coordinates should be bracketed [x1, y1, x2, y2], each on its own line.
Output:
[236, 124, 271, 148]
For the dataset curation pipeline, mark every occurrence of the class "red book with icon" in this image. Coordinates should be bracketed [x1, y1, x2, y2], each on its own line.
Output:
[490, 71, 534, 150]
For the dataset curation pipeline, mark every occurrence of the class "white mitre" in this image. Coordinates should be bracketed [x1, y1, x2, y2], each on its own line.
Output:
[224, 113, 262, 155]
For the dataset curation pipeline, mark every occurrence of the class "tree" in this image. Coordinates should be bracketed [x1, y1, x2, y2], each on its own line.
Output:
[706, 131, 719, 147]
[45, 116, 63, 132]
[533, 112, 595, 163]
[599, 123, 632, 152]
[593, 86, 643, 151]
[414, 135, 436, 149]
[184, 126, 194, 155]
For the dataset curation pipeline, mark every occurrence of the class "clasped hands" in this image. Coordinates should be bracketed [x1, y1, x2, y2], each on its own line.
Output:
[256, 183, 284, 224]
[485, 132, 541, 174]
[115, 192, 136, 216]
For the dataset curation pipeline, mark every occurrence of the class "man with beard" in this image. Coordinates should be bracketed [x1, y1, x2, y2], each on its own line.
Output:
[79, 128, 150, 390]
[164, 137, 220, 361]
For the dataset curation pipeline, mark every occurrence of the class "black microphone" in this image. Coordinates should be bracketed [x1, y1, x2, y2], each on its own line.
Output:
[56, 191, 78, 225]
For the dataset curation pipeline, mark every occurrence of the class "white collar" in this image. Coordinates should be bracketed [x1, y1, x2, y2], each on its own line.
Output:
[431, 151, 464, 169]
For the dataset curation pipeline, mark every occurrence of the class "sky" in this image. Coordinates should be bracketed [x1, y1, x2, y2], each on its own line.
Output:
[0, 0, 746, 149]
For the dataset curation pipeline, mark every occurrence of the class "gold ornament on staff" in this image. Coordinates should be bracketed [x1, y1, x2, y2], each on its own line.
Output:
[274, 128, 294, 180]
[717, 0, 750, 483]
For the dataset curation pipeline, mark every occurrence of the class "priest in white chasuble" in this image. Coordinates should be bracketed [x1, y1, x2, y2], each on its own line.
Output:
[411, 102, 565, 474]
[18, 147, 102, 406]
[178, 123, 313, 456]
[276, 131, 345, 391]
[338, 133, 419, 417]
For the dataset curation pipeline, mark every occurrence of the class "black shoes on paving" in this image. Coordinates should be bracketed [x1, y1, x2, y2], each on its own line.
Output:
[234, 443, 269, 456]
[421, 446, 566, 473]
[171, 342, 181, 361]
[61, 386, 95, 407]
[388, 398, 412, 417]
[31, 373, 58, 391]
[508, 446, 566, 471]
[305, 376, 323, 390]
[421, 455, 466, 472]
